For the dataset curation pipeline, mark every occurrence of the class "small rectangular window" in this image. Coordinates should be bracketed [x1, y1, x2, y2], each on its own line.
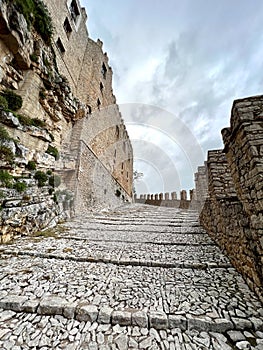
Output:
[70, 0, 80, 23]
[56, 38, 65, 54]
[64, 17, 72, 39]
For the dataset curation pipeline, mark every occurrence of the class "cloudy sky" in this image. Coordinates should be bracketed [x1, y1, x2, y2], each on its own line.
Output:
[81, 0, 263, 196]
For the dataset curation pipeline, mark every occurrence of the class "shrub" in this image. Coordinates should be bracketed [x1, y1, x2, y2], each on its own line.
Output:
[48, 188, 54, 195]
[0, 170, 13, 188]
[0, 145, 14, 163]
[1, 90, 23, 111]
[0, 126, 11, 142]
[34, 170, 48, 187]
[30, 53, 38, 62]
[14, 181, 27, 193]
[46, 170, 52, 175]
[0, 190, 5, 199]
[26, 161, 36, 170]
[48, 174, 61, 188]
[46, 145, 59, 160]
[32, 118, 46, 128]
[13, 0, 53, 44]
[0, 95, 8, 110]
[17, 114, 32, 126]
[16, 114, 46, 128]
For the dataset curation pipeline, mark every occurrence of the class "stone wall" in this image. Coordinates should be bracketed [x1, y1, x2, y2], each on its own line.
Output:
[134, 190, 197, 209]
[41, 0, 134, 199]
[195, 95, 263, 302]
[75, 141, 132, 212]
[43, 0, 89, 96]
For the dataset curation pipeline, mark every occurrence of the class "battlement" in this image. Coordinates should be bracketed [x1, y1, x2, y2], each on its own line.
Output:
[134, 189, 197, 209]
[195, 94, 263, 303]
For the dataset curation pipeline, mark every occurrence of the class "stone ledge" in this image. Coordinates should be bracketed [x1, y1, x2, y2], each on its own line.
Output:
[0, 294, 262, 332]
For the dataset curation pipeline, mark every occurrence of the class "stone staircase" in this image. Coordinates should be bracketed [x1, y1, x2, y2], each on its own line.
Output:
[0, 204, 262, 349]
[55, 119, 85, 193]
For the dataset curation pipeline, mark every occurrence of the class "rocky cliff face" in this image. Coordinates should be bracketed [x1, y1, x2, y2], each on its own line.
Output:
[0, 0, 134, 243]
[0, 0, 84, 243]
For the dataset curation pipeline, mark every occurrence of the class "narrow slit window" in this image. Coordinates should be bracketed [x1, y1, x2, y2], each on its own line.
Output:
[101, 63, 107, 79]
[97, 98, 101, 109]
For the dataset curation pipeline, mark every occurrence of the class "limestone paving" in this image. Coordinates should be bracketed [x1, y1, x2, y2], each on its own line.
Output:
[0, 204, 262, 349]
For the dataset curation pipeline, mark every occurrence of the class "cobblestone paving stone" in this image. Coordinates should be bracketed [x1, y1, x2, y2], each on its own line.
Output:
[0, 204, 262, 349]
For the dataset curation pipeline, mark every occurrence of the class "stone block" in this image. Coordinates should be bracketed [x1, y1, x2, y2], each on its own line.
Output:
[232, 317, 252, 330]
[132, 310, 148, 328]
[63, 302, 77, 319]
[211, 319, 234, 332]
[0, 295, 28, 312]
[112, 310, 131, 326]
[149, 311, 168, 330]
[187, 315, 213, 331]
[97, 306, 113, 324]
[76, 303, 98, 322]
[22, 299, 39, 313]
[168, 314, 187, 330]
[38, 295, 66, 316]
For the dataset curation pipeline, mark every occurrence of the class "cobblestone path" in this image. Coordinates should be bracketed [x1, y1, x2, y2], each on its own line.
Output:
[0, 204, 262, 350]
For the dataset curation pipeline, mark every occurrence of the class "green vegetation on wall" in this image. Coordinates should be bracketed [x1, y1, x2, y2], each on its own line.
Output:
[0, 126, 14, 163]
[46, 145, 59, 160]
[13, 0, 53, 44]
[34, 170, 48, 187]
[0, 170, 13, 188]
[0, 90, 23, 111]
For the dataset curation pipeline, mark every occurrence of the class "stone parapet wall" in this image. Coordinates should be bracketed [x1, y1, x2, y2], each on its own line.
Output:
[134, 190, 197, 209]
[196, 95, 263, 302]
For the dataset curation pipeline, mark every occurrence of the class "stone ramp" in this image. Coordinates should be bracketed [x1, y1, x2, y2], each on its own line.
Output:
[0, 204, 262, 349]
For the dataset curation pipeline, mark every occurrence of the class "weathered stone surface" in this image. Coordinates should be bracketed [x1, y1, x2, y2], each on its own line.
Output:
[112, 311, 131, 326]
[0, 295, 28, 312]
[131, 311, 148, 328]
[22, 299, 39, 313]
[76, 303, 98, 323]
[196, 95, 263, 303]
[149, 311, 168, 330]
[98, 306, 113, 324]
[187, 316, 213, 332]
[168, 315, 187, 330]
[63, 302, 77, 319]
[38, 295, 66, 316]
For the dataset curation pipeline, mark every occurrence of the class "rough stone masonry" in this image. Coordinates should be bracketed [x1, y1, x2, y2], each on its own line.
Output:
[195, 95, 263, 304]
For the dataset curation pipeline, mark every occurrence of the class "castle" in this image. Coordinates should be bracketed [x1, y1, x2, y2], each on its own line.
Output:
[0, 0, 133, 241]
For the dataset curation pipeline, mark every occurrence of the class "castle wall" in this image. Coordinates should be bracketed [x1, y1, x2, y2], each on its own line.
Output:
[43, 0, 133, 198]
[43, 0, 89, 96]
[196, 96, 263, 302]
[75, 141, 132, 212]
[73, 106, 133, 196]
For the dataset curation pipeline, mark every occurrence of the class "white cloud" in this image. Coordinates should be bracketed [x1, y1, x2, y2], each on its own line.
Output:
[81, 0, 263, 194]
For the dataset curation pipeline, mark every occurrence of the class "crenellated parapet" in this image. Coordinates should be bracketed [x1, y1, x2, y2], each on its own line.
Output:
[196, 95, 263, 302]
[135, 190, 197, 209]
